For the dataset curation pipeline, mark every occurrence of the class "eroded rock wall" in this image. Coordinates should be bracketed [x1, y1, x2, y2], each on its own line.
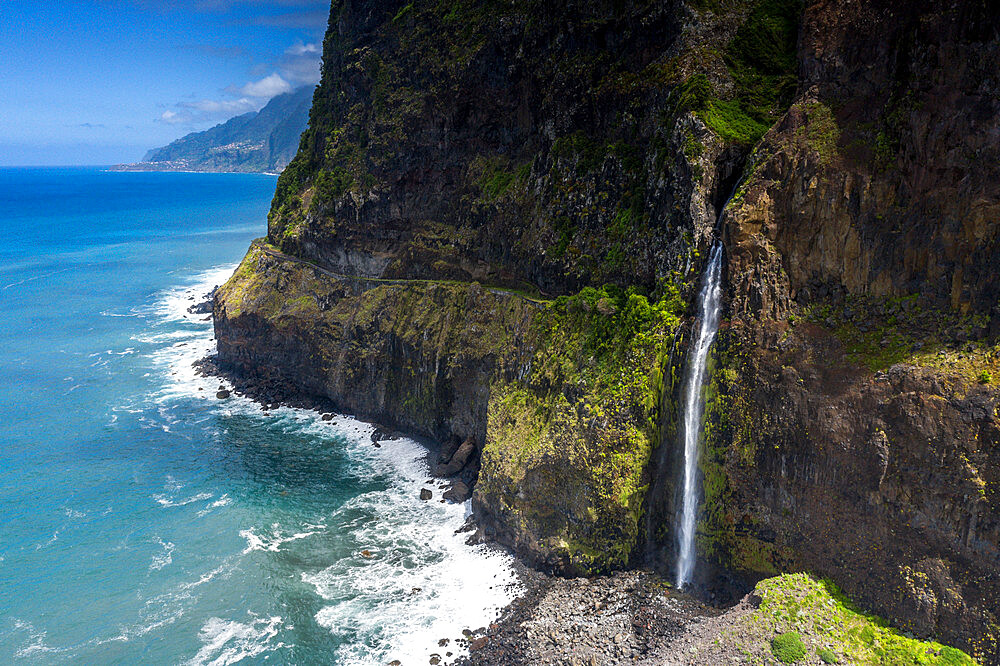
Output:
[700, 322, 999, 660]
[726, 0, 1000, 319]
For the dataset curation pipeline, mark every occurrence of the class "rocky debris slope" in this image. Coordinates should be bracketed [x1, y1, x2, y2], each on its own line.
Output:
[457, 570, 720, 666]
[459, 571, 977, 666]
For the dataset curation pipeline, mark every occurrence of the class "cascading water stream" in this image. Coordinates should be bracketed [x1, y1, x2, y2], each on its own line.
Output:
[675, 240, 725, 589]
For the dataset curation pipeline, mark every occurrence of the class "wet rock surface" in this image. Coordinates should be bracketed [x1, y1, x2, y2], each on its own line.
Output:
[695, 320, 1000, 662]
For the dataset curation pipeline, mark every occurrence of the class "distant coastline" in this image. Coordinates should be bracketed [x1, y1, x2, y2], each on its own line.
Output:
[114, 85, 312, 175]
[108, 161, 282, 175]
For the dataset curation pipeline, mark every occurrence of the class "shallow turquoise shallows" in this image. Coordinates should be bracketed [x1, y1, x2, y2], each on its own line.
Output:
[0, 168, 517, 665]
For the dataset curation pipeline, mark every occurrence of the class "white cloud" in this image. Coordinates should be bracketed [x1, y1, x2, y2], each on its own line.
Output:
[156, 97, 260, 126]
[181, 98, 258, 114]
[278, 41, 321, 85]
[159, 110, 187, 124]
[285, 41, 320, 57]
[156, 39, 321, 129]
[238, 73, 292, 98]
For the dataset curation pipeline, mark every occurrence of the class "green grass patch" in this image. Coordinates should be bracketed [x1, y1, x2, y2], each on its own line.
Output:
[818, 646, 839, 663]
[671, 0, 803, 146]
[741, 574, 979, 665]
[480, 280, 686, 572]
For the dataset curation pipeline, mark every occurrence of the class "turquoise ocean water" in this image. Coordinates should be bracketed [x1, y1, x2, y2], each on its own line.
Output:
[0, 168, 518, 664]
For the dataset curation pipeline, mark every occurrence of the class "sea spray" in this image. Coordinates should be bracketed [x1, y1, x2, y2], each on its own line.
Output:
[151, 266, 524, 665]
[675, 241, 724, 589]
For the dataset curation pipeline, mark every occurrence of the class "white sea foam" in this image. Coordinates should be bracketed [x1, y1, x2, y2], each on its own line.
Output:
[239, 525, 320, 555]
[210, 495, 231, 508]
[11, 620, 60, 659]
[153, 492, 214, 508]
[197, 494, 233, 517]
[144, 268, 523, 662]
[186, 615, 286, 666]
[34, 530, 59, 550]
[150, 537, 175, 571]
[139, 264, 239, 404]
[302, 431, 521, 665]
[179, 559, 237, 591]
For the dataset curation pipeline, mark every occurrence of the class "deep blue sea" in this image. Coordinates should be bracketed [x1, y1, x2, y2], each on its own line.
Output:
[0, 168, 517, 665]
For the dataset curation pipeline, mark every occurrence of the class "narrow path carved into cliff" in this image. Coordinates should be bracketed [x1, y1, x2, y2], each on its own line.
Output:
[251, 240, 551, 307]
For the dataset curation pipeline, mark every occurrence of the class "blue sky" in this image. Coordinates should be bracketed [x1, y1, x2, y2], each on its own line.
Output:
[0, 0, 329, 166]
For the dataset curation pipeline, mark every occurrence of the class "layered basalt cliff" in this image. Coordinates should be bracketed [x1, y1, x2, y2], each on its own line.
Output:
[213, 0, 998, 661]
[696, 1, 1000, 659]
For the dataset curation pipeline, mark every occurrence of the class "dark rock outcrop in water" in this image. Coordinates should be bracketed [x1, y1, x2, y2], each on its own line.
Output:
[212, 0, 999, 661]
[113, 86, 314, 173]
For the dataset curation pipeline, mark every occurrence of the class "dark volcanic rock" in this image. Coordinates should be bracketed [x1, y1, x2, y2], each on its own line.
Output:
[438, 434, 462, 466]
[437, 437, 476, 477]
[689, 320, 1000, 662]
[442, 481, 471, 503]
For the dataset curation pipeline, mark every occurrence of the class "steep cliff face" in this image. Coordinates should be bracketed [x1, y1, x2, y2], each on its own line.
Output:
[265, 0, 780, 292]
[726, 0, 1000, 318]
[213, 0, 999, 661]
[703, 1, 1000, 661]
[697, 321, 999, 660]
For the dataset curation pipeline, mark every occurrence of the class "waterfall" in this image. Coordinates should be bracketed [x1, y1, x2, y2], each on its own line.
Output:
[675, 240, 724, 589]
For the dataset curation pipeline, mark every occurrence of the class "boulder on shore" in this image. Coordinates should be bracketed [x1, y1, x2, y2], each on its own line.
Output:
[436, 437, 475, 476]
[442, 481, 471, 503]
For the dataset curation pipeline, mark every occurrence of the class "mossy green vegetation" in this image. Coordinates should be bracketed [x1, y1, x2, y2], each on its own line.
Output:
[215, 244, 321, 321]
[261, 0, 811, 298]
[790, 101, 841, 164]
[480, 281, 686, 573]
[720, 574, 980, 665]
[802, 294, 997, 379]
[543, 131, 652, 281]
[772, 631, 807, 663]
[818, 646, 839, 663]
[672, 0, 802, 146]
[469, 156, 531, 202]
[692, 328, 796, 577]
[221, 241, 698, 575]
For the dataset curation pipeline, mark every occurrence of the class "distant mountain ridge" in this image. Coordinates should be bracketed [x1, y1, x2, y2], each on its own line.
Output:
[114, 86, 313, 173]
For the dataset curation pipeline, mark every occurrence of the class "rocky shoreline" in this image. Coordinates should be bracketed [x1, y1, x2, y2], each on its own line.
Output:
[455, 567, 726, 666]
[194, 282, 986, 665]
[191, 309, 727, 665]
[193, 350, 760, 666]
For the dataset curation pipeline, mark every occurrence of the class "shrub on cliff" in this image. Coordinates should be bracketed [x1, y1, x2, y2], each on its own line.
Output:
[772, 632, 807, 663]
[818, 646, 839, 663]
